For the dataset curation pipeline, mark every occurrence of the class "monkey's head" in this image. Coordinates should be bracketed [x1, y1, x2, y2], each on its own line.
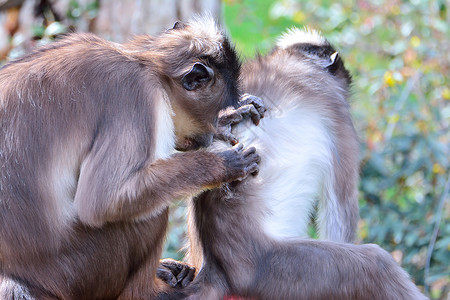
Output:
[154, 17, 241, 151]
[275, 27, 352, 87]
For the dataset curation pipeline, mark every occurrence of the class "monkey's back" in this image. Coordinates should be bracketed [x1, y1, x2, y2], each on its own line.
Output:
[0, 34, 156, 262]
[235, 38, 359, 242]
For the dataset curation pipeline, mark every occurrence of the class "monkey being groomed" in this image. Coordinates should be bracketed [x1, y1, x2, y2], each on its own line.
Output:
[159, 28, 427, 300]
[0, 17, 262, 300]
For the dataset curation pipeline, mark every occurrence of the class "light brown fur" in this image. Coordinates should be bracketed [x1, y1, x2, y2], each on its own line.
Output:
[0, 18, 259, 299]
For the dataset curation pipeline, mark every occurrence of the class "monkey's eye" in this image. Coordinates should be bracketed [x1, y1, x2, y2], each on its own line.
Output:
[182, 62, 214, 91]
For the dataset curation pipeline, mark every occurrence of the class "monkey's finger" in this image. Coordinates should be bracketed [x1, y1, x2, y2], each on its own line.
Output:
[247, 163, 259, 176]
[229, 135, 239, 146]
[214, 130, 238, 145]
[181, 267, 196, 288]
[175, 264, 195, 286]
[239, 94, 266, 117]
[249, 153, 261, 164]
[248, 106, 261, 126]
[232, 143, 244, 153]
[219, 105, 255, 126]
[157, 267, 178, 287]
[240, 93, 263, 108]
[159, 258, 183, 273]
[215, 132, 237, 145]
[175, 266, 188, 283]
[161, 263, 181, 275]
[232, 104, 261, 126]
[243, 146, 257, 157]
[217, 108, 244, 127]
[218, 102, 263, 127]
[245, 153, 261, 170]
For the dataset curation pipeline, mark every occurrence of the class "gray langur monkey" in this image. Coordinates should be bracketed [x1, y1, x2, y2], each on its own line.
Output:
[213, 28, 360, 244]
[158, 28, 427, 300]
[0, 17, 261, 300]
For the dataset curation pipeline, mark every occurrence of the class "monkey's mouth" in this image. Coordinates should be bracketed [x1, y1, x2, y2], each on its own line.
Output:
[175, 138, 201, 151]
[175, 134, 213, 152]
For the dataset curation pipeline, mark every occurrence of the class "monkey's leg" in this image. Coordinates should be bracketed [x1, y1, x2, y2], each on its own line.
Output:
[115, 211, 171, 300]
[118, 258, 163, 300]
[2, 211, 171, 299]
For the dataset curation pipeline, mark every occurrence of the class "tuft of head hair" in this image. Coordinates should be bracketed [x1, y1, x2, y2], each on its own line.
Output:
[168, 14, 225, 59]
[275, 27, 351, 85]
[187, 15, 224, 45]
[276, 27, 326, 49]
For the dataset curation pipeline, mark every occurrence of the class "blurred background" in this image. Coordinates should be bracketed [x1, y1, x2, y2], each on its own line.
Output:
[0, 0, 448, 298]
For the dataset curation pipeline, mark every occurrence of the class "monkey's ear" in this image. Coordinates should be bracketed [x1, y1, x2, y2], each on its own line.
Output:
[172, 21, 185, 30]
[324, 52, 340, 73]
[182, 63, 214, 91]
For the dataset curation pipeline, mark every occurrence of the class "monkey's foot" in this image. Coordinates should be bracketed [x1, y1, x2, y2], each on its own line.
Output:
[157, 259, 196, 288]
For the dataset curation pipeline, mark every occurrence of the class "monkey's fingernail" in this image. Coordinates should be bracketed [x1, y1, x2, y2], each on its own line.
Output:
[176, 269, 188, 283]
[181, 268, 195, 287]
[248, 163, 259, 175]
[181, 279, 191, 288]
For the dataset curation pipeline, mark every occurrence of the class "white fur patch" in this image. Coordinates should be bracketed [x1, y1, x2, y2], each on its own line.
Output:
[317, 175, 345, 241]
[50, 147, 79, 231]
[154, 91, 176, 160]
[233, 101, 335, 240]
[186, 15, 224, 57]
[277, 27, 326, 49]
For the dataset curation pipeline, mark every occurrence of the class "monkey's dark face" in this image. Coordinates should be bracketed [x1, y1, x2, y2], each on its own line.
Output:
[159, 19, 241, 151]
[170, 58, 239, 151]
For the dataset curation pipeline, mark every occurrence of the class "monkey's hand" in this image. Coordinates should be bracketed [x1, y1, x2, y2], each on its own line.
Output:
[238, 93, 266, 123]
[218, 143, 260, 180]
[157, 259, 196, 288]
[215, 94, 266, 145]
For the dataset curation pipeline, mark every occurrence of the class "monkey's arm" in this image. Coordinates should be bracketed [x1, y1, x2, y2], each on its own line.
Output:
[74, 138, 259, 227]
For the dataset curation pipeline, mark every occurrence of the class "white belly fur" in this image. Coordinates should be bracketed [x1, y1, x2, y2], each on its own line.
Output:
[233, 104, 335, 240]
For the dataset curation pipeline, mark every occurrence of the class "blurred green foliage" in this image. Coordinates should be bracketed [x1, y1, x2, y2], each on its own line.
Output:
[66, 0, 99, 21]
[223, 0, 449, 298]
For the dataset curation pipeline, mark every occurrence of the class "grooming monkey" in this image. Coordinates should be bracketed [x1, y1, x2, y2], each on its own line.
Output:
[0, 17, 261, 299]
[163, 28, 426, 299]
